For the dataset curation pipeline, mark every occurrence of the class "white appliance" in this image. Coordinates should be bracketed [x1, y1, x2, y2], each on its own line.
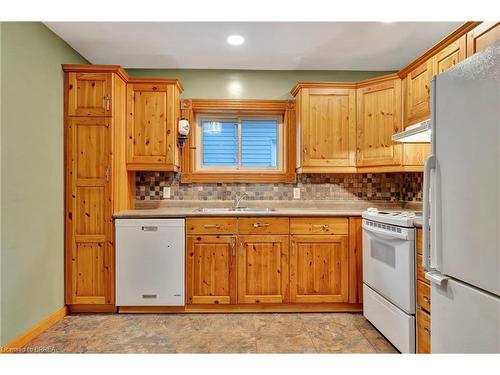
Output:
[362, 209, 421, 353]
[115, 218, 185, 306]
[423, 42, 500, 353]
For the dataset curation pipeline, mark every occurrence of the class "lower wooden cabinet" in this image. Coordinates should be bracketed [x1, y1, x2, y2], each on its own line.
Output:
[186, 235, 237, 304]
[289, 235, 349, 303]
[417, 309, 431, 353]
[237, 235, 290, 304]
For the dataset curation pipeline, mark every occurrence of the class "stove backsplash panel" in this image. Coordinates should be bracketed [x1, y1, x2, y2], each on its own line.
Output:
[136, 172, 423, 202]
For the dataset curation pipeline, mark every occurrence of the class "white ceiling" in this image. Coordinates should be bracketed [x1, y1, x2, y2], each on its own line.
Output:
[45, 22, 462, 70]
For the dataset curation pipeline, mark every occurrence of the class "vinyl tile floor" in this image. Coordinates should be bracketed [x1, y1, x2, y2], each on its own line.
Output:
[23, 313, 398, 354]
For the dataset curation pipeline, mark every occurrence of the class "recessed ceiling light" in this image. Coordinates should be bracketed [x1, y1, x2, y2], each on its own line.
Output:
[227, 35, 245, 46]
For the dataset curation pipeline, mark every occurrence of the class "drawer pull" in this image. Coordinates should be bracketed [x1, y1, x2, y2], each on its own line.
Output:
[203, 224, 221, 229]
[423, 327, 430, 335]
[141, 226, 158, 231]
[253, 223, 270, 228]
[312, 224, 329, 230]
[423, 296, 430, 303]
[231, 240, 236, 257]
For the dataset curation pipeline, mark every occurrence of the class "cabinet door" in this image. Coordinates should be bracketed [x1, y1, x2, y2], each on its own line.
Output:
[290, 235, 349, 303]
[404, 59, 433, 126]
[466, 22, 500, 57]
[126, 83, 178, 169]
[356, 78, 402, 167]
[237, 235, 289, 304]
[68, 72, 113, 117]
[433, 35, 466, 75]
[186, 236, 237, 304]
[300, 88, 356, 168]
[66, 117, 113, 305]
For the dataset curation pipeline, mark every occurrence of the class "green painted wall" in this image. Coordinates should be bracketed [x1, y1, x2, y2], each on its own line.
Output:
[0, 22, 88, 346]
[126, 69, 393, 99]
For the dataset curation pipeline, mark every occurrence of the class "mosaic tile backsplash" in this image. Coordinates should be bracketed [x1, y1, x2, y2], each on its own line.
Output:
[136, 172, 423, 202]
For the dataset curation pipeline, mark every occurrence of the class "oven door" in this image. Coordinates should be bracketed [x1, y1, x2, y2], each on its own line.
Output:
[362, 219, 415, 314]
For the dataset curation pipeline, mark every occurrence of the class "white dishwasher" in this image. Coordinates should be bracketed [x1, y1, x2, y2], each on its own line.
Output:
[115, 218, 185, 306]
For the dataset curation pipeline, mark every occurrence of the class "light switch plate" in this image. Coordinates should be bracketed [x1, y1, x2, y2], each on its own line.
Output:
[293, 187, 301, 199]
[163, 187, 171, 199]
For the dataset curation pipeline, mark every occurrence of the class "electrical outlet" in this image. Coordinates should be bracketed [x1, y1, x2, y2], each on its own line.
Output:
[293, 187, 301, 199]
[163, 187, 171, 199]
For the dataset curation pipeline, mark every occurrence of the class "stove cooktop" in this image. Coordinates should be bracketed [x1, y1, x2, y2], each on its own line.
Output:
[361, 208, 422, 227]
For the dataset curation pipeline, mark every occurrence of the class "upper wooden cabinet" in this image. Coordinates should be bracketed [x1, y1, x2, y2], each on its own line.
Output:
[68, 72, 113, 117]
[293, 84, 356, 173]
[433, 35, 466, 75]
[404, 59, 433, 126]
[126, 80, 182, 171]
[356, 76, 402, 167]
[466, 22, 500, 57]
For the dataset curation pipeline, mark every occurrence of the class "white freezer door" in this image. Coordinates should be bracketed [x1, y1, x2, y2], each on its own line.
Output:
[431, 277, 500, 353]
[431, 42, 500, 295]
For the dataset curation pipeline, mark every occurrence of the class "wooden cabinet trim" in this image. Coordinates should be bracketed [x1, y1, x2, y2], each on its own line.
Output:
[290, 217, 349, 235]
[238, 217, 290, 235]
[186, 217, 238, 235]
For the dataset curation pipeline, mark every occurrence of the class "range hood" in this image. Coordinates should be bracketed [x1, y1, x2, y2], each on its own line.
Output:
[392, 119, 431, 143]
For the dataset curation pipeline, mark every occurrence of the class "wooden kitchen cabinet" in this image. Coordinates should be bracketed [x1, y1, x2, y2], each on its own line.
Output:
[65, 116, 114, 306]
[237, 235, 290, 304]
[126, 80, 182, 171]
[466, 22, 500, 57]
[292, 84, 357, 173]
[68, 72, 113, 117]
[417, 309, 431, 353]
[433, 35, 466, 75]
[404, 59, 433, 127]
[186, 235, 237, 304]
[289, 235, 349, 303]
[356, 76, 402, 168]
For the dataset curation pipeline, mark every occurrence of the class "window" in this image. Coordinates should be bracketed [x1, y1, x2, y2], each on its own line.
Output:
[197, 115, 282, 171]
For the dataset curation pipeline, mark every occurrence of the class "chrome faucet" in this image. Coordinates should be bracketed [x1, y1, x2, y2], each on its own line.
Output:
[234, 193, 249, 209]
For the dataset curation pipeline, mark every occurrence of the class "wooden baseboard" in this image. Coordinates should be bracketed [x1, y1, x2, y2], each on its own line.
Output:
[117, 303, 362, 314]
[68, 304, 117, 313]
[1, 306, 67, 353]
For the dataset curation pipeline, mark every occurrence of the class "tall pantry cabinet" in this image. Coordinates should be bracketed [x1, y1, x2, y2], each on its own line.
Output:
[64, 65, 134, 312]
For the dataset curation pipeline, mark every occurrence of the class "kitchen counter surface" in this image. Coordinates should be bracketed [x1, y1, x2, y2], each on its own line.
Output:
[414, 217, 423, 228]
[113, 200, 423, 219]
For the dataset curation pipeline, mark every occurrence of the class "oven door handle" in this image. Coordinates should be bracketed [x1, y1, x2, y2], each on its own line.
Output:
[362, 224, 409, 241]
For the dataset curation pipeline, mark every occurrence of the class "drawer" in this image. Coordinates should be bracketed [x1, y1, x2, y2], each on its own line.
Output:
[290, 217, 348, 235]
[417, 309, 431, 354]
[417, 280, 431, 312]
[416, 228, 423, 255]
[416, 254, 429, 284]
[238, 217, 289, 235]
[186, 217, 237, 234]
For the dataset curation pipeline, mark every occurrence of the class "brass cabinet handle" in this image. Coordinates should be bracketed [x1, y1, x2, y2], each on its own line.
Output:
[423, 296, 430, 303]
[312, 224, 329, 230]
[104, 95, 111, 111]
[203, 224, 221, 229]
[231, 240, 236, 257]
[253, 223, 270, 228]
[423, 327, 431, 335]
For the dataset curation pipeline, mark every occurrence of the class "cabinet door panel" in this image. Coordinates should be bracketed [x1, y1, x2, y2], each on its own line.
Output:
[433, 35, 466, 75]
[126, 83, 179, 169]
[68, 72, 112, 116]
[405, 59, 433, 126]
[66, 117, 113, 305]
[466, 22, 500, 57]
[301, 88, 356, 167]
[356, 79, 402, 167]
[237, 235, 289, 303]
[290, 235, 349, 303]
[186, 236, 236, 304]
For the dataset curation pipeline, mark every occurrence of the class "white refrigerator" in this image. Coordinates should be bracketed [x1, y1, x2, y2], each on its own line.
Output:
[422, 41, 500, 353]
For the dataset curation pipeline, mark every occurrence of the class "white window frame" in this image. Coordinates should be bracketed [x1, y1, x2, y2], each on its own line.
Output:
[195, 114, 284, 173]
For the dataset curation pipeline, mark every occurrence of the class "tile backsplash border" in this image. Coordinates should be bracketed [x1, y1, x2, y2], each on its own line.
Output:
[136, 172, 423, 202]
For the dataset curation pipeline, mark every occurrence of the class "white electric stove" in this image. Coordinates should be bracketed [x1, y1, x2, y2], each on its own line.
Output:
[361, 208, 421, 353]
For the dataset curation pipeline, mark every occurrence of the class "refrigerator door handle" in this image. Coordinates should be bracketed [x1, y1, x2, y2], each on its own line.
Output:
[423, 154, 436, 272]
[425, 270, 449, 286]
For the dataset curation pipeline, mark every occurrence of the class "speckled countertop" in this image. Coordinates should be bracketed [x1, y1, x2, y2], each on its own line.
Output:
[114, 200, 423, 219]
